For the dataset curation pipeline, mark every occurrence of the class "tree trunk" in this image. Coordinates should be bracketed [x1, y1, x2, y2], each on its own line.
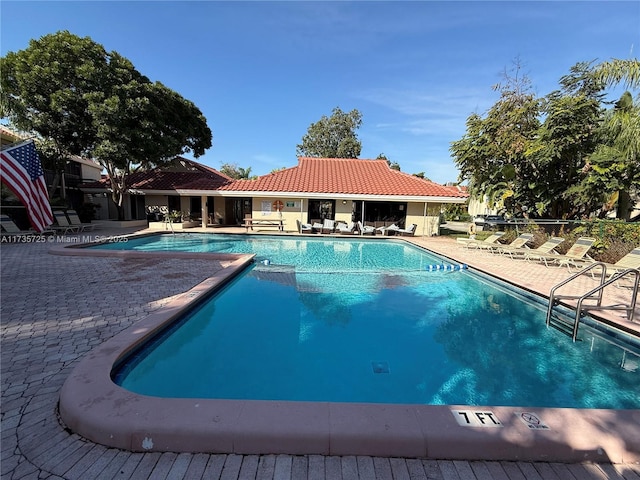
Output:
[117, 204, 125, 221]
[617, 190, 631, 220]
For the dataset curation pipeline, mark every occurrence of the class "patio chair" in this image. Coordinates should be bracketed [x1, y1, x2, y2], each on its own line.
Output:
[0, 214, 54, 236]
[376, 223, 399, 236]
[51, 211, 81, 234]
[526, 236, 596, 270]
[396, 223, 417, 236]
[357, 221, 376, 235]
[457, 231, 505, 250]
[66, 209, 101, 231]
[491, 233, 534, 255]
[296, 219, 313, 234]
[504, 236, 565, 260]
[312, 221, 323, 233]
[321, 219, 335, 234]
[590, 247, 640, 283]
[337, 221, 357, 234]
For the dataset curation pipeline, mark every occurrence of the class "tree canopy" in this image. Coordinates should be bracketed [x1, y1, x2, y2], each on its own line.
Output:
[296, 107, 362, 158]
[451, 58, 640, 220]
[220, 162, 254, 180]
[1, 30, 212, 218]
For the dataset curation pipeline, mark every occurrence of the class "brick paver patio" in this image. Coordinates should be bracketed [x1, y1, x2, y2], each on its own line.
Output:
[1, 226, 638, 479]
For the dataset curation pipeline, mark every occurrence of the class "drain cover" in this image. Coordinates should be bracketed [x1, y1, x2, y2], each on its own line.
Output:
[372, 361, 390, 374]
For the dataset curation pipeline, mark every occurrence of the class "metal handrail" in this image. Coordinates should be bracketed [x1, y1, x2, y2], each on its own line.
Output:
[572, 267, 639, 341]
[164, 216, 176, 235]
[546, 263, 639, 342]
[546, 262, 608, 326]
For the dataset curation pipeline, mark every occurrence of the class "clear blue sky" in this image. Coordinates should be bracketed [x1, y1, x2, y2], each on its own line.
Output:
[2, 1, 638, 184]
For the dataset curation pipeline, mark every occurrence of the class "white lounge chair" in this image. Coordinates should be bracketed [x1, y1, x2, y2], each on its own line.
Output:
[491, 233, 534, 254]
[503, 237, 565, 260]
[590, 247, 640, 283]
[376, 223, 399, 236]
[296, 219, 313, 233]
[457, 231, 505, 250]
[526, 236, 596, 270]
[337, 221, 357, 234]
[396, 223, 417, 236]
[357, 221, 375, 235]
[321, 219, 335, 234]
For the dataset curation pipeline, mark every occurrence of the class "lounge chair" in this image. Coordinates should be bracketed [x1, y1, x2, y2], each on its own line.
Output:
[357, 221, 375, 235]
[591, 247, 640, 282]
[396, 223, 417, 236]
[312, 221, 323, 233]
[458, 231, 505, 250]
[491, 233, 534, 254]
[0, 214, 54, 236]
[66, 209, 100, 231]
[296, 219, 313, 233]
[504, 236, 565, 260]
[51, 211, 81, 234]
[526, 236, 596, 270]
[321, 219, 335, 234]
[607, 247, 640, 272]
[376, 223, 399, 236]
[337, 221, 357, 234]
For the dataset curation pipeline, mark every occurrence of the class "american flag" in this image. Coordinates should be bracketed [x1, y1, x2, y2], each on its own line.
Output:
[0, 140, 54, 233]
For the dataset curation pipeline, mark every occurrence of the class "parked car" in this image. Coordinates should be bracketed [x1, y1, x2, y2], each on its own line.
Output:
[474, 214, 505, 224]
[474, 214, 506, 230]
[473, 215, 486, 225]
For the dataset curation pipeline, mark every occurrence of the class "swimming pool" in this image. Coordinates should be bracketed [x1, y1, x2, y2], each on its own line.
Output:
[104, 234, 640, 410]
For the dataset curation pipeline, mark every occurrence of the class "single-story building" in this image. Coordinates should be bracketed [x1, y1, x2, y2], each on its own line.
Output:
[82, 156, 469, 236]
[81, 157, 232, 223]
[215, 157, 468, 236]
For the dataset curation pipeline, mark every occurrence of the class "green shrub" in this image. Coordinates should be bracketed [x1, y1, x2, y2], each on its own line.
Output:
[76, 203, 100, 223]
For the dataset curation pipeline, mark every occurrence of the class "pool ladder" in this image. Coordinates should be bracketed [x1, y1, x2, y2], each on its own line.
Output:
[546, 263, 639, 341]
[165, 217, 176, 235]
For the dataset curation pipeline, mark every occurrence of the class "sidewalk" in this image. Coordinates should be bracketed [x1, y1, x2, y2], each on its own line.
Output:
[1, 227, 639, 479]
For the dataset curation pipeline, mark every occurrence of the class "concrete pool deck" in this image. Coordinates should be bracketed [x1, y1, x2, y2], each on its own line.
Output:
[1, 226, 639, 479]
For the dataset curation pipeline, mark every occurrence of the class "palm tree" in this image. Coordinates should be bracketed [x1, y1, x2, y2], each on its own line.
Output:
[585, 91, 640, 219]
[592, 58, 640, 89]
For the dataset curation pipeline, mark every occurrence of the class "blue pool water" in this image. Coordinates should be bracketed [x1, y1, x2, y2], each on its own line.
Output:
[108, 234, 640, 409]
[95, 233, 450, 271]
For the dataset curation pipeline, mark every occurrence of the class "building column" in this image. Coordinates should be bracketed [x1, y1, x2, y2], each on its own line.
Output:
[201, 195, 208, 228]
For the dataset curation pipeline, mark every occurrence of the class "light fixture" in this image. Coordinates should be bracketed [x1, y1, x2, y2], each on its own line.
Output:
[342, 200, 347, 205]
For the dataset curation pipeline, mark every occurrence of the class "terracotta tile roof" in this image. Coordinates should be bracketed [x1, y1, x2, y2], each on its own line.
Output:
[81, 157, 232, 191]
[81, 157, 467, 200]
[220, 157, 468, 199]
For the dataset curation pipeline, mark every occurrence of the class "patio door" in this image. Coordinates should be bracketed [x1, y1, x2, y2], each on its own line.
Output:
[225, 198, 252, 225]
[308, 199, 335, 224]
[355, 201, 408, 227]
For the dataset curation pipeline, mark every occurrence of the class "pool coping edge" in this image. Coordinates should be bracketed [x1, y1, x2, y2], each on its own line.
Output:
[55, 245, 640, 463]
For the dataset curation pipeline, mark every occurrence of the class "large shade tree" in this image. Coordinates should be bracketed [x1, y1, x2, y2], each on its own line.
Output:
[451, 57, 640, 219]
[1, 31, 212, 219]
[532, 62, 605, 218]
[451, 62, 541, 217]
[296, 107, 362, 158]
[1, 31, 105, 198]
